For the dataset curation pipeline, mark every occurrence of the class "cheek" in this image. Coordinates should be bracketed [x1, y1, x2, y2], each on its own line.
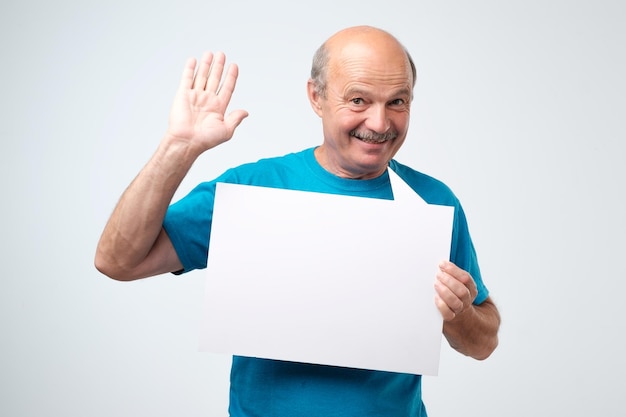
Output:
[392, 112, 411, 131]
[332, 107, 364, 129]
[392, 136, 407, 152]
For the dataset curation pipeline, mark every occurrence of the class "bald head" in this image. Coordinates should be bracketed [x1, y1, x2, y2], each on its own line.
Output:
[310, 26, 416, 98]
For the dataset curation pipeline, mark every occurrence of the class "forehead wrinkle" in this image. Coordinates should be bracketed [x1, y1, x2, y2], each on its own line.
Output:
[328, 50, 412, 97]
[340, 68, 413, 99]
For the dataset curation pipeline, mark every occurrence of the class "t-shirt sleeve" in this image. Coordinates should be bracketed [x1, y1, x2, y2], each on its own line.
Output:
[163, 181, 218, 274]
[450, 203, 489, 305]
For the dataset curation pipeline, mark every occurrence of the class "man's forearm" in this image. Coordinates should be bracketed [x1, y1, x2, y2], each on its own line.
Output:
[94, 137, 198, 279]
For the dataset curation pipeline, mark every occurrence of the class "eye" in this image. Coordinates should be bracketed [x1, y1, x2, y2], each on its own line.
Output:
[389, 98, 405, 106]
[351, 98, 364, 105]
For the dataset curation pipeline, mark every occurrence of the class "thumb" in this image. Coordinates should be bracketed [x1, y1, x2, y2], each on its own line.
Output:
[225, 109, 249, 131]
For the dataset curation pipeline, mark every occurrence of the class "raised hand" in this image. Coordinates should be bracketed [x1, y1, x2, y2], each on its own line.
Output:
[94, 52, 249, 281]
[166, 51, 249, 155]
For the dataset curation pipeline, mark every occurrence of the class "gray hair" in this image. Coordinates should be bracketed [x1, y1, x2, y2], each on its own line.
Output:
[310, 42, 417, 99]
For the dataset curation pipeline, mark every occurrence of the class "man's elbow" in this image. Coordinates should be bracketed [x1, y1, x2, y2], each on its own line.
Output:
[94, 252, 140, 282]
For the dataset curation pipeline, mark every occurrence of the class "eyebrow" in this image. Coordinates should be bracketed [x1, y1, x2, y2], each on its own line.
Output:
[344, 86, 412, 99]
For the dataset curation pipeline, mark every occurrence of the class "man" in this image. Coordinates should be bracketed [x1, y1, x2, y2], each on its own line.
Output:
[96, 25, 500, 416]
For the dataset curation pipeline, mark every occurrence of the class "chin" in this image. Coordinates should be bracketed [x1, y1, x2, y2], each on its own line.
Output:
[351, 157, 390, 178]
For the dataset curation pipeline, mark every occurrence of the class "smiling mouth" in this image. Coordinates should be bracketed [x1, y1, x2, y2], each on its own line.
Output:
[350, 130, 398, 144]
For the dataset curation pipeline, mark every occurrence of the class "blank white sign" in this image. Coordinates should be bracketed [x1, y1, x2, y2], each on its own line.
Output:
[199, 170, 453, 375]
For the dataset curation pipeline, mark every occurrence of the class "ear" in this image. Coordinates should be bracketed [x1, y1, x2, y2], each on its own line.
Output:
[307, 79, 323, 117]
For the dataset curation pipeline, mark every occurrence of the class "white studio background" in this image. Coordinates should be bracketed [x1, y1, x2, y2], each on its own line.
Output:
[1, 0, 624, 416]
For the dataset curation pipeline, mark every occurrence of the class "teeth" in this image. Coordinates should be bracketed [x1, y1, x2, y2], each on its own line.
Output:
[351, 130, 396, 143]
[360, 137, 387, 144]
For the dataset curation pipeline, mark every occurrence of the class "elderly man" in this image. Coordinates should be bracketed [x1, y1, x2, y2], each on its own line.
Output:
[96, 25, 500, 417]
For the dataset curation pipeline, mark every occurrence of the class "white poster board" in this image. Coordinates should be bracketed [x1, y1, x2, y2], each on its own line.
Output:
[199, 170, 453, 375]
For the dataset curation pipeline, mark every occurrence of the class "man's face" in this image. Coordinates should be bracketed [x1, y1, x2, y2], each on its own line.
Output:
[311, 42, 413, 179]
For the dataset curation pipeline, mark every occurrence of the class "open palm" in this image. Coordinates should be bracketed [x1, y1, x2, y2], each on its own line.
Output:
[167, 52, 248, 153]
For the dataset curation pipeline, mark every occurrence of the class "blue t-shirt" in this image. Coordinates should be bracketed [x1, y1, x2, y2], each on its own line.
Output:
[164, 147, 488, 417]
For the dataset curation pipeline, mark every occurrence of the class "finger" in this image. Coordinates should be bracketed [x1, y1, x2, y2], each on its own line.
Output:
[217, 63, 239, 100]
[439, 260, 463, 278]
[206, 51, 226, 93]
[224, 109, 249, 132]
[439, 260, 476, 289]
[434, 294, 456, 321]
[434, 278, 464, 315]
[192, 51, 215, 90]
[437, 267, 469, 298]
[179, 57, 198, 90]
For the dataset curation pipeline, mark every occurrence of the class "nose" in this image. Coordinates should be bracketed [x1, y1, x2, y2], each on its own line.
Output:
[364, 104, 391, 134]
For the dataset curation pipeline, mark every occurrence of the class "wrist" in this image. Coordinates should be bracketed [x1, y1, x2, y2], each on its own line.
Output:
[159, 132, 205, 162]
